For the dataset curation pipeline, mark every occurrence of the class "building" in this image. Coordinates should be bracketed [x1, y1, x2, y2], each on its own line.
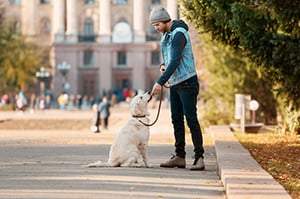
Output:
[1, 0, 179, 100]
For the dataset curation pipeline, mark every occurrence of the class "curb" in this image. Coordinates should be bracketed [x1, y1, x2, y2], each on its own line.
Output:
[209, 125, 292, 199]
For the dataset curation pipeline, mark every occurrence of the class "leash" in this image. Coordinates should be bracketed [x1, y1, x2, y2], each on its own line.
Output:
[136, 87, 164, 127]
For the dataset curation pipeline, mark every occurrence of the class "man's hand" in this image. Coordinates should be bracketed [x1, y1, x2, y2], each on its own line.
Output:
[151, 82, 162, 95]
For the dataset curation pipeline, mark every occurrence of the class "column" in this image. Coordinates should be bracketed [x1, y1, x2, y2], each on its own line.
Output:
[167, 0, 178, 20]
[99, 50, 113, 92]
[132, 49, 146, 90]
[52, 0, 65, 42]
[66, 0, 78, 42]
[98, 0, 111, 43]
[133, 0, 145, 43]
[21, 0, 35, 36]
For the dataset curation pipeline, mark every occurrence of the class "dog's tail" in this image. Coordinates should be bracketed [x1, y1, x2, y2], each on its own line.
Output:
[84, 160, 110, 167]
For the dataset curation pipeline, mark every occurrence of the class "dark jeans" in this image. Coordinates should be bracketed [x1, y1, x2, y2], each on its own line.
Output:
[170, 76, 204, 159]
[93, 112, 100, 127]
[101, 117, 109, 129]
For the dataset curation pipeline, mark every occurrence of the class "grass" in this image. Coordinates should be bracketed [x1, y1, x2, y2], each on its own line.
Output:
[234, 130, 300, 199]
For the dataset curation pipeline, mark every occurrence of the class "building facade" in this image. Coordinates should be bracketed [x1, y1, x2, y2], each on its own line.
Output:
[1, 0, 179, 99]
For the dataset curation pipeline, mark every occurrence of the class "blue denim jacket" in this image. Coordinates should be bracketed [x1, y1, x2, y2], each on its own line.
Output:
[158, 20, 197, 86]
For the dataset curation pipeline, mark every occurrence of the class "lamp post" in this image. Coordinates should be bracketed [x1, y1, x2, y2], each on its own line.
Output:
[35, 66, 50, 95]
[57, 61, 71, 92]
[249, 100, 259, 123]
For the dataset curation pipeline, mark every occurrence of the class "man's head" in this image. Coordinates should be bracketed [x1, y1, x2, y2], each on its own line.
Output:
[150, 6, 171, 33]
[150, 6, 171, 24]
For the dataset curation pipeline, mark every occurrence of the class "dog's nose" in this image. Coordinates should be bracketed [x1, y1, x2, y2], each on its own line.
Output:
[146, 91, 152, 102]
[148, 95, 152, 102]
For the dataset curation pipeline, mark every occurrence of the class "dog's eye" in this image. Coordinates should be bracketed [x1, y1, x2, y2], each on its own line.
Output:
[140, 96, 143, 99]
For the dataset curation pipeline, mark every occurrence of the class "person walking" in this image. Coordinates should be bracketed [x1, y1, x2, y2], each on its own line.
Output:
[150, 6, 205, 170]
[98, 96, 111, 129]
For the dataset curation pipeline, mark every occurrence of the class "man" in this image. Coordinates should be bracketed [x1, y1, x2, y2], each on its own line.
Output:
[150, 6, 205, 170]
[98, 96, 111, 129]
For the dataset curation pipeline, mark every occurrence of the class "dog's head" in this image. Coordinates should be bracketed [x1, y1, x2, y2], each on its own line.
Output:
[130, 91, 152, 117]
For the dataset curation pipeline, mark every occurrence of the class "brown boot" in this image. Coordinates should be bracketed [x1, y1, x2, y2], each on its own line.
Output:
[160, 155, 186, 168]
[190, 157, 205, 170]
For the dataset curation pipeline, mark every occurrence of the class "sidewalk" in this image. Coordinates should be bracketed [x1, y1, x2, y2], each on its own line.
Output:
[0, 106, 292, 199]
[209, 126, 291, 199]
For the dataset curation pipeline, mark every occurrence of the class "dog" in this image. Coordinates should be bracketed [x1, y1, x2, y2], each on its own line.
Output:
[85, 91, 152, 167]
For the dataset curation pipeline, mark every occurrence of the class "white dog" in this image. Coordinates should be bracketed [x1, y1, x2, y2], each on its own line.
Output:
[86, 91, 152, 167]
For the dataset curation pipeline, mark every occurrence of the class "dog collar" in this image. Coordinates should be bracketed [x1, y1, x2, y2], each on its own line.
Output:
[132, 115, 146, 118]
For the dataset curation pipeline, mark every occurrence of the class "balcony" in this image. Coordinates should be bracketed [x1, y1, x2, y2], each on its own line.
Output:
[78, 35, 97, 42]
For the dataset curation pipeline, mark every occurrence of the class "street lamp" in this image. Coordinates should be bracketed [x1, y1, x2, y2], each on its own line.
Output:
[57, 61, 71, 92]
[35, 66, 50, 95]
[249, 100, 259, 123]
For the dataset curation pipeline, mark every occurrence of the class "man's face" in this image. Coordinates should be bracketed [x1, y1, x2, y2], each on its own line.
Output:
[152, 22, 168, 33]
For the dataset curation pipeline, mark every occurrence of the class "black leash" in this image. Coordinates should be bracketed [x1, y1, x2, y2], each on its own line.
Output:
[136, 87, 164, 127]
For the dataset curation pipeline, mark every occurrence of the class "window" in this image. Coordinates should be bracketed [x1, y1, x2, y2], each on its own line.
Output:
[112, 0, 128, 5]
[9, 0, 20, 4]
[41, 18, 51, 34]
[112, 21, 132, 43]
[151, 0, 161, 4]
[83, 50, 94, 66]
[85, 0, 94, 4]
[84, 18, 94, 36]
[83, 79, 95, 96]
[151, 51, 160, 65]
[117, 51, 127, 66]
[13, 21, 20, 33]
[79, 18, 96, 42]
[40, 0, 50, 4]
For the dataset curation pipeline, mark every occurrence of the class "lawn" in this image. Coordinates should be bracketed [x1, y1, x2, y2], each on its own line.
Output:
[235, 130, 300, 199]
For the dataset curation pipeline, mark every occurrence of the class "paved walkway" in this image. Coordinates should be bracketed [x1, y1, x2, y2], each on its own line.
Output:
[0, 105, 291, 199]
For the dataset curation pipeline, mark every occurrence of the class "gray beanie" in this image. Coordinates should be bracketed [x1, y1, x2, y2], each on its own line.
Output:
[150, 6, 171, 24]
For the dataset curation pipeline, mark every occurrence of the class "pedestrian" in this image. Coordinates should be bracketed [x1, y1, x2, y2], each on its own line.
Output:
[15, 91, 27, 112]
[98, 96, 111, 129]
[29, 93, 36, 112]
[39, 95, 46, 110]
[1, 94, 9, 106]
[90, 103, 100, 133]
[149, 6, 205, 170]
[76, 94, 82, 110]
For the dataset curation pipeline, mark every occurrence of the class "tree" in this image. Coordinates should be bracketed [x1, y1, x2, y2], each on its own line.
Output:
[192, 32, 277, 126]
[180, 0, 300, 110]
[0, 25, 43, 95]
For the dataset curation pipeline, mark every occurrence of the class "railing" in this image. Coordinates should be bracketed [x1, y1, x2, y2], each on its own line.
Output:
[78, 35, 97, 42]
